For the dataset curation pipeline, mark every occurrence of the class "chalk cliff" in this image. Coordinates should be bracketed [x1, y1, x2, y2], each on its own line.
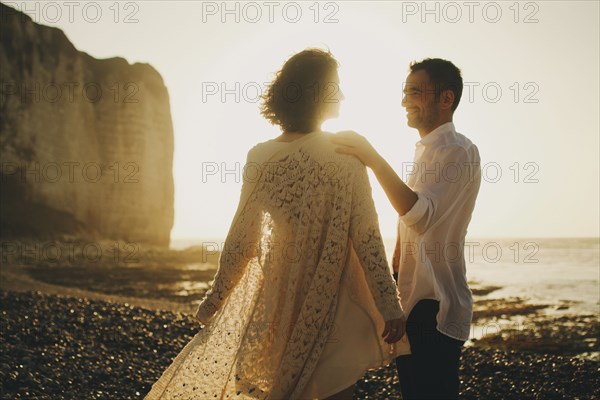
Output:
[0, 3, 174, 247]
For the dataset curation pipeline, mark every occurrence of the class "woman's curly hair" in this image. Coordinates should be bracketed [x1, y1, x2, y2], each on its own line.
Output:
[260, 48, 339, 133]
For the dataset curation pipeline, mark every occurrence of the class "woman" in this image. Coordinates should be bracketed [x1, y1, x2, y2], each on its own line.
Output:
[144, 48, 410, 400]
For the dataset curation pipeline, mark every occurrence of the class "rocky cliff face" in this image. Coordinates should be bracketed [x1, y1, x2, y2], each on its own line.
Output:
[0, 3, 174, 247]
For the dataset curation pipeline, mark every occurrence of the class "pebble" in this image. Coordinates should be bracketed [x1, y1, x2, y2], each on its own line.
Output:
[1, 289, 598, 399]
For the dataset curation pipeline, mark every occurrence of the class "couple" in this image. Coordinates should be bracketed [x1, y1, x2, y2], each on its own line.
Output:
[144, 49, 481, 400]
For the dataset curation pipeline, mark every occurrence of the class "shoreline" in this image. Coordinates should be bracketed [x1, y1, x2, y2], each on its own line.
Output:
[1, 261, 598, 360]
[0, 264, 195, 315]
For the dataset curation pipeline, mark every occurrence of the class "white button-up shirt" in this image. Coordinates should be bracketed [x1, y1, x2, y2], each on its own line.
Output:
[392, 122, 481, 341]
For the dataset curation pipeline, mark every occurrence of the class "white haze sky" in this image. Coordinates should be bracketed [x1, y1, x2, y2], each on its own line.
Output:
[7, 1, 599, 242]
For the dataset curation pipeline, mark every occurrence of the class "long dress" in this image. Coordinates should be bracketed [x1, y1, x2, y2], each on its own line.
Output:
[144, 132, 411, 400]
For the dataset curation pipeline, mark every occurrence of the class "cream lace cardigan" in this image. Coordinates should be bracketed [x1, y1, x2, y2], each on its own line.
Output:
[144, 132, 404, 400]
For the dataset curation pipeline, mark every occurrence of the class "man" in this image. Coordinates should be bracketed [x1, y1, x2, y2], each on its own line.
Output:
[330, 58, 481, 399]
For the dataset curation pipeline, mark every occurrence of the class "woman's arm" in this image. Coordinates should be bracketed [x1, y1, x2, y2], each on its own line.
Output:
[348, 162, 407, 343]
[194, 149, 261, 324]
[194, 227, 258, 324]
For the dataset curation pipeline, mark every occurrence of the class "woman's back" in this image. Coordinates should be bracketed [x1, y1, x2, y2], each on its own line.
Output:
[203, 131, 403, 398]
[144, 48, 407, 400]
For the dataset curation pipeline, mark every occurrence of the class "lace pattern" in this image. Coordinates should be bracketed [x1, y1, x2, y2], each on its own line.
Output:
[144, 133, 403, 400]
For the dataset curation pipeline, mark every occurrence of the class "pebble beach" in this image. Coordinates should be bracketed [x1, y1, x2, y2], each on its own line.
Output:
[1, 241, 598, 400]
[1, 287, 598, 400]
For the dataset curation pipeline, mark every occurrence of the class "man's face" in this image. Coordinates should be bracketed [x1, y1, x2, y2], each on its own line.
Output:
[402, 70, 441, 131]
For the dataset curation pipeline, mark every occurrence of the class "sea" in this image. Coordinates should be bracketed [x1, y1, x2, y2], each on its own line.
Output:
[170, 237, 600, 316]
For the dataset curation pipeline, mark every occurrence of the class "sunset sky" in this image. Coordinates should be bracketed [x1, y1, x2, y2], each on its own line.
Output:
[8, 0, 599, 242]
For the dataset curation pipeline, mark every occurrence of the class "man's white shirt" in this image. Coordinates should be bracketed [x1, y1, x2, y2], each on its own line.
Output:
[392, 122, 481, 341]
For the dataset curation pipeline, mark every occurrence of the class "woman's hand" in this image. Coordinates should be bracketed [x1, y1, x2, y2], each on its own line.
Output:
[330, 130, 383, 169]
[382, 315, 407, 344]
[194, 300, 218, 326]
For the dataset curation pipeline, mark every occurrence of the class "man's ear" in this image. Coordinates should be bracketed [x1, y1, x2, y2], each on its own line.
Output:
[440, 90, 455, 111]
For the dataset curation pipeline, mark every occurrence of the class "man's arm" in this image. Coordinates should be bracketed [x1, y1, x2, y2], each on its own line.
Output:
[391, 228, 401, 280]
[331, 130, 480, 236]
[371, 155, 418, 216]
[330, 131, 418, 216]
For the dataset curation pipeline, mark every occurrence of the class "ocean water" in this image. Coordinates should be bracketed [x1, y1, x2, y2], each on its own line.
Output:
[458, 237, 599, 315]
[171, 237, 599, 316]
[388, 237, 600, 316]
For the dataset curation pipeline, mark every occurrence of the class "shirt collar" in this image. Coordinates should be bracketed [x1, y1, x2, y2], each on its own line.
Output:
[416, 122, 455, 147]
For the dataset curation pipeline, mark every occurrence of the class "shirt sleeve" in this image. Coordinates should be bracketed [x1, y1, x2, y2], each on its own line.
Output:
[194, 148, 261, 324]
[399, 144, 481, 235]
[349, 162, 404, 322]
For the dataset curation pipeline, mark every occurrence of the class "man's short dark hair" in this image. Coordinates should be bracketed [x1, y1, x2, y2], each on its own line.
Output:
[409, 58, 463, 112]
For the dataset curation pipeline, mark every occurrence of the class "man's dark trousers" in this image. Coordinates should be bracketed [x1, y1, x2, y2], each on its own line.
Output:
[395, 299, 466, 400]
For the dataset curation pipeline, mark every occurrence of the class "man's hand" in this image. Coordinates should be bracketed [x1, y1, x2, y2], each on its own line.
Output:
[330, 130, 381, 168]
[332, 130, 418, 216]
[382, 315, 407, 344]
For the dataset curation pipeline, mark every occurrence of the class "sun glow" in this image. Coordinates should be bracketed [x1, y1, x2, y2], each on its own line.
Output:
[36, 0, 589, 244]
[172, 14, 423, 242]
[2, 1, 597, 245]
